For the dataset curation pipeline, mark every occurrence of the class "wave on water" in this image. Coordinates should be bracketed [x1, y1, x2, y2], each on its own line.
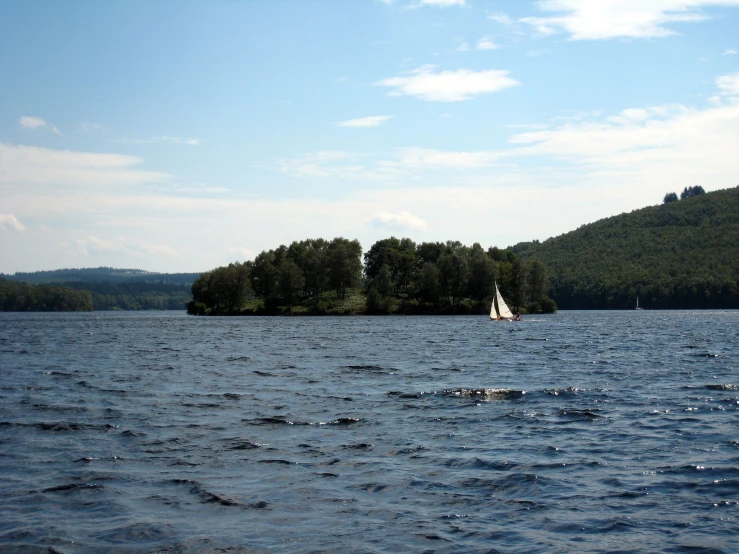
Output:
[443, 388, 526, 399]
[2, 311, 738, 553]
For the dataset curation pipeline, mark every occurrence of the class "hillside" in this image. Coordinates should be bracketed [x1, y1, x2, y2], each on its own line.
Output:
[1, 268, 200, 311]
[0, 279, 93, 311]
[2, 267, 200, 285]
[512, 186, 739, 309]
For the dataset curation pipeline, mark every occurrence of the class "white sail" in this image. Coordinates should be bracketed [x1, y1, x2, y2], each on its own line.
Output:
[490, 296, 498, 319]
[495, 283, 514, 319]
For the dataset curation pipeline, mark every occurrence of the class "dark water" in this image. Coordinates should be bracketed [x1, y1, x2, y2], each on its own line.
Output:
[1, 311, 737, 553]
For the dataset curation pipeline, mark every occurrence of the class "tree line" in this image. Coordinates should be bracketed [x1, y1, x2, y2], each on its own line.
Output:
[0, 279, 192, 311]
[0, 278, 93, 311]
[2, 267, 200, 285]
[663, 185, 706, 204]
[188, 237, 556, 315]
[62, 282, 192, 310]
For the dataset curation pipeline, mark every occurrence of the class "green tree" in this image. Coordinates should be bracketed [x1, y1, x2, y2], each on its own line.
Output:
[438, 249, 469, 306]
[363, 237, 417, 295]
[290, 238, 329, 298]
[416, 242, 446, 265]
[0, 278, 93, 311]
[278, 258, 305, 307]
[189, 262, 251, 314]
[680, 185, 706, 199]
[526, 259, 549, 303]
[416, 262, 441, 302]
[663, 192, 678, 203]
[251, 251, 279, 302]
[366, 264, 395, 313]
[328, 238, 362, 299]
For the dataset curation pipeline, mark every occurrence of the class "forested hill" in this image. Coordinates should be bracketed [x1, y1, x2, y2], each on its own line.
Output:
[512, 186, 739, 309]
[2, 267, 200, 285]
[0, 268, 200, 311]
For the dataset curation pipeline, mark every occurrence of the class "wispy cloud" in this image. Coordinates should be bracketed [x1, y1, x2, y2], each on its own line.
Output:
[521, 0, 739, 41]
[0, 214, 25, 232]
[390, 147, 501, 169]
[276, 146, 503, 180]
[75, 235, 124, 255]
[122, 136, 201, 146]
[278, 72, 739, 192]
[74, 235, 180, 258]
[76, 121, 104, 133]
[457, 37, 500, 51]
[19, 116, 60, 134]
[337, 115, 393, 128]
[488, 12, 513, 25]
[476, 37, 499, 50]
[417, 0, 465, 6]
[723, 48, 738, 55]
[369, 210, 428, 231]
[0, 143, 172, 189]
[505, 94, 739, 189]
[716, 72, 739, 95]
[376, 65, 519, 102]
[277, 151, 367, 178]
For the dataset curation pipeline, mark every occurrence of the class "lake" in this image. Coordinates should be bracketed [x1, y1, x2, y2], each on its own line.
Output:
[0, 311, 737, 553]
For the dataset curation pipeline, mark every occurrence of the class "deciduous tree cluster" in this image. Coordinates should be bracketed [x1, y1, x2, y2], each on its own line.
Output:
[187, 237, 556, 315]
[363, 238, 555, 314]
[188, 238, 363, 314]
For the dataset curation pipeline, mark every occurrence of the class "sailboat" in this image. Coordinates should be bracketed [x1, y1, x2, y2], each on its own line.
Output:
[635, 296, 643, 310]
[490, 282, 518, 321]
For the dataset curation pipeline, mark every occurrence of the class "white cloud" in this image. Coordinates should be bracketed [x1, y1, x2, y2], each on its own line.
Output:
[723, 48, 738, 55]
[391, 147, 501, 169]
[19, 116, 47, 130]
[73, 235, 179, 258]
[229, 246, 258, 261]
[504, 101, 739, 198]
[488, 12, 514, 25]
[277, 146, 502, 179]
[0, 143, 172, 189]
[716, 72, 739, 95]
[276, 151, 370, 179]
[476, 37, 500, 50]
[606, 107, 652, 124]
[122, 136, 201, 146]
[136, 243, 180, 257]
[369, 210, 428, 231]
[337, 115, 393, 127]
[76, 121, 104, 133]
[0, 214, 25, 232]
[75, 235, 124, 255]
[521, 0, 739, 41]
[417, 0, 466, 6]
[19, 116, 60, 134]
[376, 65, 519, 102]
[275, 72, 739, 209]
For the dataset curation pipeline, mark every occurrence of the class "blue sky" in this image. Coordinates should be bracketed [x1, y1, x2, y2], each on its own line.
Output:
[1, 0, 738, 273]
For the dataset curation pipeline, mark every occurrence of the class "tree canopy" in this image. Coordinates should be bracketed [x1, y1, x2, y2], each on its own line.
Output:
[0, 278, 93, 311]
[189, 237, 556, 315]
[513, 186, 739, 309]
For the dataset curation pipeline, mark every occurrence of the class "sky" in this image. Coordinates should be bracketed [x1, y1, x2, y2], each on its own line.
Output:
[1, 0, 738, 273]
